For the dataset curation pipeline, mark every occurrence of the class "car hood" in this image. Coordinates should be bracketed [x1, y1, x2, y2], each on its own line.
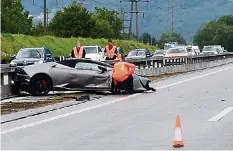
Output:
[126, 56, 145, 59]
[22, 62, 58, 77]
[153, 54, 164, 57]
[12, 58, 43, 63]
[85, 53, 101, 60]
[201, 51, 216, 54]
[164, 53, 188, 57]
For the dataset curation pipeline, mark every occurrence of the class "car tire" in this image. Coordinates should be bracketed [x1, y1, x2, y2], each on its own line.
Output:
[29, 75, 52, 96]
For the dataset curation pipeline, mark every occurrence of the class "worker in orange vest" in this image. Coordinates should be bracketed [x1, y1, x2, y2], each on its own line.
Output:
[112, 57, 136, 94]
[70, 40, 86, 59]
[104, 39, 118, 60]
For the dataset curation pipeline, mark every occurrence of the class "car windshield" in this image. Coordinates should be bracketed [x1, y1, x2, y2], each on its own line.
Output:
[167, 48, 187, 53]
[203, 47, 216, 52]
[84, 47, 97, 54]
[16, 49, 44, 59]
[154, 50, 165, 55]
[187, 48, 193, 52]
[128, 50, 145, 57]
[75, 62, 99, 71]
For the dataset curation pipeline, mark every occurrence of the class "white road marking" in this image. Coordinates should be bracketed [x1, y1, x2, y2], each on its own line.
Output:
[208, 107, 233, 122]
[156, 66, 233, 89]
[1, 66, 233, 135]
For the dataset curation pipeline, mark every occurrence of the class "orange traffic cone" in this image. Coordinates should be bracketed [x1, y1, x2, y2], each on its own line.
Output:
[173, 115, 184, 148]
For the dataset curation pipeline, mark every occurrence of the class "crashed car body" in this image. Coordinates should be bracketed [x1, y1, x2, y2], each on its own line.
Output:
[13, 58, 153, 96]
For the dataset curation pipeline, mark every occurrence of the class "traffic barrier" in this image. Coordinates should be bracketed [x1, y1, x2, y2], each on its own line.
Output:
[1, 65, 17, 99]
[1, 53, 233, 99]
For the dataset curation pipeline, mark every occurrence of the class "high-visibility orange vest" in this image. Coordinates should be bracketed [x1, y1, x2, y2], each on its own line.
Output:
[105, 45, 116, 58]
[73, 46, 84, 59]
[112, 62, 135, 82]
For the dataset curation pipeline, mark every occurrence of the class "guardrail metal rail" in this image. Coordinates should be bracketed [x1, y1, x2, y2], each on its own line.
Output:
[1, 53, 233, 100]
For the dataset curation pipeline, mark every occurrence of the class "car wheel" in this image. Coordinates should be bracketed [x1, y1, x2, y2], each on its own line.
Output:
[29, 75, 52, 96]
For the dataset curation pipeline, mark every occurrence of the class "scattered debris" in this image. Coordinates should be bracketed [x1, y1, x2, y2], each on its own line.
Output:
[221, 99, 225, 101]
[1, 93, 89, 115]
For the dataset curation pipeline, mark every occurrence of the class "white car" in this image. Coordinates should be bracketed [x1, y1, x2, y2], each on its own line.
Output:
[164, 47, 189, 58]
[83, 45, 105, 61]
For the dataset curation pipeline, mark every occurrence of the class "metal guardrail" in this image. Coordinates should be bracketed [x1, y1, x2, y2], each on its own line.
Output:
[1, 65, 17, 99]
[1, 53, 233, 99]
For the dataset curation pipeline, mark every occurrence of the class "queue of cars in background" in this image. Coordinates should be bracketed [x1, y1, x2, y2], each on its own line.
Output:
[9, 43, 227, 68]
[83, 45, 105, 61]
[200, 45, 225, 55]
[125, 49, 152, 60]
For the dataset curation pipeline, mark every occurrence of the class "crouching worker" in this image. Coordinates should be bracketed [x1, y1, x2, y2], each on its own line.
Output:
[112, 57, 135, 94]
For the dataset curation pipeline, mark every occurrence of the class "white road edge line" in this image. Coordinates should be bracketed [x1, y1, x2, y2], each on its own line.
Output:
[1, 66, 233, 135]
[208, 107, 233, 122]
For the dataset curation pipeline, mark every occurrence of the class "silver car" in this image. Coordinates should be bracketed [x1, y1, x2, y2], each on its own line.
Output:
[13, 59, 154, 96]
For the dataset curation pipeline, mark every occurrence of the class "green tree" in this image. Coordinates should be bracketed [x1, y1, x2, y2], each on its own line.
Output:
[90, 12, 113, 39]
[91, 7, 123, 39]
[48, 1, 95, 38]
[1, 0, 33, 34]
[140, 32, 158, 46]
[157, 32, 186, 49]
[193, 15, 233, 52]
[140, 32, 151, 44]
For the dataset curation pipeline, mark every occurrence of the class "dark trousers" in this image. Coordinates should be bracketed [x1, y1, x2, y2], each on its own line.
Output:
[116, 75, 133, 93]
[106, 56, 117, 60]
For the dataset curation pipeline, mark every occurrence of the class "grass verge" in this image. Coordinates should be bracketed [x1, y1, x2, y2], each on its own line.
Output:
[1, 33, 157, 61]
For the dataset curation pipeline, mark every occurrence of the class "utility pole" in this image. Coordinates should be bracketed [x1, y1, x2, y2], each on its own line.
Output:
[171, 0, 174, 34]
[33, 0, 47, 27]
[129, 1, 134, 37]
[120, 8, 130, 34]
[135, 0, 139, 41]
[44, 0, 47, 27]
[167, 0, 175, 39]
[120, 0, 149, 42]
[47, 8, 49, 26]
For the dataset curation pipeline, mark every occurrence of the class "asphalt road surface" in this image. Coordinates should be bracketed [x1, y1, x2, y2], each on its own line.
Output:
[1, 63, 233, 150]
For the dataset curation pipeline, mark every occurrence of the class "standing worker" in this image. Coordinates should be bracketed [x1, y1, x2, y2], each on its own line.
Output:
[112, 58, 136, 94]
[104, 39, 118, 60]
[70, 40, 86, 59]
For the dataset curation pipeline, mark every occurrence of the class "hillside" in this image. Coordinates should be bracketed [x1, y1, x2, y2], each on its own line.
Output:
[22, 0, 233, 42]
[1, 33, 156, 60]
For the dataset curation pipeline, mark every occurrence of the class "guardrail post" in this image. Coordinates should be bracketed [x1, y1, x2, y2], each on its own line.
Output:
[1, 73, 4, 85]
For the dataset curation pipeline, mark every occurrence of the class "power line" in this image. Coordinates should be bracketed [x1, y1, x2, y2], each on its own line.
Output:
[167, 0, 175, 38]
[120, 0, 149, 42]
[120, 8, 130, 34]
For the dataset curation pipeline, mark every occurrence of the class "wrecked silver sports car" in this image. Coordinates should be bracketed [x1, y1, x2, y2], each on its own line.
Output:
[13, 58, 155, 96]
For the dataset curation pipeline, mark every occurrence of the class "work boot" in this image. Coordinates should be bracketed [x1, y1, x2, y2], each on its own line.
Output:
[148, 87, 156, 92]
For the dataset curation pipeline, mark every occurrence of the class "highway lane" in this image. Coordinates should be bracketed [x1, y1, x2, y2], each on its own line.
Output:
[1, 63, 233, 149]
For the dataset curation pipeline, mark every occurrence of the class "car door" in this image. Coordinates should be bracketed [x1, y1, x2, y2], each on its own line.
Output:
[49, 64, 75, 86]
[71, 62, 111, 89]
[98, 46, 105, 61]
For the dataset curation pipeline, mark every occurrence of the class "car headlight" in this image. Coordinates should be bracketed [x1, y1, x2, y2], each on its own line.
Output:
[34, 60, 44, 64]
[10, 61, 16, 67]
